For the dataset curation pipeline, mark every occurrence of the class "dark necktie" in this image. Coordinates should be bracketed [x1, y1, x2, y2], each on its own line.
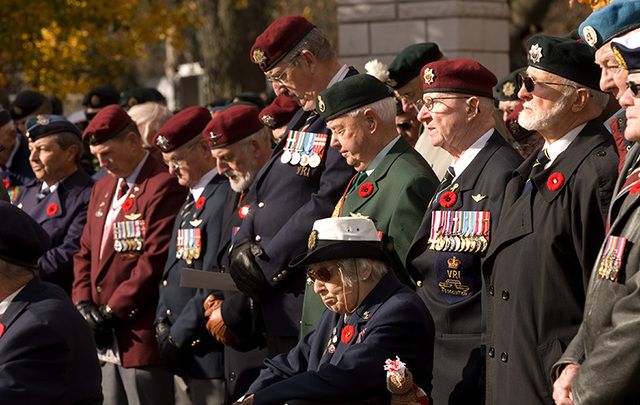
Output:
[301, 111, 318, 131]
[36, 187, 51, 201]
[523, 148, 550, 193]
[117, 179, 129, 199]
[347, 171, 369, 195]
[431, 166, 455, 208]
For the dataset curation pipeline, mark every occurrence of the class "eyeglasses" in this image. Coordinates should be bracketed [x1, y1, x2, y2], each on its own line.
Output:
[421, 96, 468, 111]
[518, 74, 578, 93]
[307, 266, 333, 282]
[397, 90, 424, 108]
[627, 81, 640, 97]
[266, 55, 300, 84]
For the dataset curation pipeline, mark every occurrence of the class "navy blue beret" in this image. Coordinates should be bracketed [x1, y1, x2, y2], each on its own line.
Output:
[579, 0, 640, 49]
[0, 200, 50, 267]
[10, 90, 47, 120]
[612, 34, 640, 72]
[24, 114, 81, 143]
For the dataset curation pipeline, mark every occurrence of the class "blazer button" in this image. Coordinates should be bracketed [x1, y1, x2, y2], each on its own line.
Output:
[488, 347, 495, 358]
[596, 150, 606, 157]
[272, 277, 278, 282]
[162, 280, 168, 287]
[258, 202, 265, 208]
[255, 235, 262, 242]
[96, 286, 103, 294]
[488, 285, 494, 296]
[230, 372, 236, 381]
[166, 308, 172, 316]
[416, 280, 423, 287]
[500, 352, 508, 362]
[501, 290, 510, 301]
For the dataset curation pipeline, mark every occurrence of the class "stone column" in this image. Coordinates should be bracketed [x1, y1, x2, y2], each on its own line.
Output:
[336, 0, 510, 78]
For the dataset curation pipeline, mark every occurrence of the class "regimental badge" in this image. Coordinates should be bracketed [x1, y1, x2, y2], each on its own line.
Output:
[597, 235, 628, 283]
[582, 26, 598, 48]
[471, 194, 487, 202]
[436, 253, 475, 304]
[124, 213, 141, 221]
[128, 97, 138, 107]
[261, 114, 276, 128]
[612, 45, 628, 70]
[502, 81, 516, 97]
[252, 48, 267, 65]
[36, 115, 49, 126]
[528, 43, 543, 64]
[156, 135, 170, 151]
[317, 95, 326, 113]
[423, 68, 435, 85]
[90, 94, 101, 107]
[308, 230, 318, 250]
[208, 132, 223, 146]
[12, 106, 22, 116]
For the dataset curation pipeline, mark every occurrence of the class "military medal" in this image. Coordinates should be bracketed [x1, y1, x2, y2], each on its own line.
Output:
[598, 235, 627, 282]
[280, 130, 296, 164]
[309, 133, 328, 168]
[290, 131, 304, 165]
[299, 131, 315, 167]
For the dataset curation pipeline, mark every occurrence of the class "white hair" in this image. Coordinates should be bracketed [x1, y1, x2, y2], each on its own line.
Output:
[346, 97, 397, 123]
[128, 102, 173, 146]
[335, 257, 389, 288]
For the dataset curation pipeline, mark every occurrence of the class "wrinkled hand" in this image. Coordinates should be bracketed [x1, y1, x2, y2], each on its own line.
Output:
[154, 318, 181, 371]
[204, 299, 240, 346]
[229, 240, 270, 301]
[553, 364, 579, 405]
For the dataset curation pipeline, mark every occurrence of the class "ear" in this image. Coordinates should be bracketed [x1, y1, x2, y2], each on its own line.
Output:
[362, 108, 378, 133]
[358, 260, 374, 281]
[571, 88, 591, 112]
[299, 49, 316, 73]
[465, 97, 480, 120]
[65, 144, 80, 163]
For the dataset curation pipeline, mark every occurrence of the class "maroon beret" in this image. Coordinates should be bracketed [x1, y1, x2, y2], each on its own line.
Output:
[154, 106, 210, 153]
[204, 104, 263, 149]
[82, 104, 134, 145]
[259, 95, 300, 129]
[421, 58, 497, 98]
[250, 15, 315, 72]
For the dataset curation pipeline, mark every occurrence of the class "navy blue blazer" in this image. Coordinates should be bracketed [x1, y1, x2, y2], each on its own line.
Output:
[1, 133, 34, 190]
[156, 172, 230, 379]
[15, 169, 93, 294]
[0, 278, 102, 404]
[246, 271, 435, 405]
[235, 68, 358, 337]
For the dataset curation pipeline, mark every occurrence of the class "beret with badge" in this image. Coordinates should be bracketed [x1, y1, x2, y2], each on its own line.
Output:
[120, 87, 166, 110]
[0, 200, 51, 268]
[525, 33, 601, 90]
[259, 95, 300, 129]
[387, 42, 443, 89]
[495, 68, 526, 102]
[153, 106, 211, 153]
[24, 114, 81, 142]
[10, 90, 48, 120]
[421, 58, 497, 98]
[316, 74, 395, 122]
[204, 103, 263, 149]
[82, 85, 120, 109]
[579, 0, 640, 49]
[250, 15, 315, 72]
[611, 33, 640, 73]
[82, 104, 135, 146]
[289, 217, 386, 268]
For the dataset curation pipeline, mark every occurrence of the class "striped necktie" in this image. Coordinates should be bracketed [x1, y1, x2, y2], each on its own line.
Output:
[431, 166, 455, 208]
[522, 148, 550, 193]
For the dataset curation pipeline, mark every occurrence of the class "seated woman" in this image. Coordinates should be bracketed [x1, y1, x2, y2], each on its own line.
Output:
[234, 217, 435, 405]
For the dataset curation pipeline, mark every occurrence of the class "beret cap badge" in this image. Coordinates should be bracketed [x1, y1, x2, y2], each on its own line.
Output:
[261, 114, 276, 128]
[582, 26, 598, 48]
[317, 96, 326, 113]
[502, 81, 516, 97]
[156, 135, 170, 151]
[253, 49, 267, 66]
[12, 106, 22, 116]
[90, 95, 101, 108]
[36, 115, 50, 126]
[208, 132, 223, 145]
[529, 43, 543, 64]
[423, 68, 435, 85]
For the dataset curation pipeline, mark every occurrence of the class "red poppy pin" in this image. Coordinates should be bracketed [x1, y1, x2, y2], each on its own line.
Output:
[2, 178, 9, 190]
[359, 183, 374, 198]
[341, 324, 355, 344]
[631, 182, 640, 195]
[238, 205, 250, 219]
[196, 196, 206, 210]
[47, 203, 59, 216]
[547, 172, 564, 192]
[0, 322, 4, 338]
[439, 191, 457, 208]
[122, 198, 134, 212]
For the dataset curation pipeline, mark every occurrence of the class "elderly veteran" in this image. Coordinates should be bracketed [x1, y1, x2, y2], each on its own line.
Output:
[258, 94, 300, 142]
[404, 58, 522, 405]
[578, 0, 640, 170]
[366, 42, 450, 178]
[128, 101, 173, 158]
[482, 34, 619, 404]
[14, 115, 93, 294]
[73, 104, 186, 405]
[204, 103, 273, 402]
[10, 90, 53, 136]
[298, 73, 439, 336]
[0, 201, 102, 404]
[551, 33, 640, 405]
[234, 217, 435, 405]
[152, 106, 230, 405]
[231, 15, 355, 355]
[0, 106, 34, 199]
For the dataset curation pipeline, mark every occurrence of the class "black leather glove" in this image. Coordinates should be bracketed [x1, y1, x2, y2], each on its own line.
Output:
[75, 301, 113, 349]
[154, 318, 181, 372]
[229, 240, 270, 301]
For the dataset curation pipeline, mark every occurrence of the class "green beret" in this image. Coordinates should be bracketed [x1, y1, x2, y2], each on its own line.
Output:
[317, 74, 394, 121]
[495, 68, 525, 101]
[387, 43, 443, 89]
[526, 34, 601, 90]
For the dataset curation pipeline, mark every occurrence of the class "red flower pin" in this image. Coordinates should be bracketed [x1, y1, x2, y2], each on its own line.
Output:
[0, 322, 4, 338]
[631, 182, 640, 195]
[196, 196, 206, 210]
[238, 205, 250, 219]
[122, 198, 134, 212]
[439, 191, 457, 208]
[359, 182, 374, 198]
[341, 324, 355, 344]
[47, 203, 59, 216]
[547, 172, 565, 192]
[2, 178, 9, 190]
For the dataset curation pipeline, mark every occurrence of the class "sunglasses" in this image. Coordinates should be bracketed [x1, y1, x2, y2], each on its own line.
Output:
[627, 81, 640, 97]
[307, 266, 334, 282]
[396, 122, 413, 131]
[517, 74, 578, 93]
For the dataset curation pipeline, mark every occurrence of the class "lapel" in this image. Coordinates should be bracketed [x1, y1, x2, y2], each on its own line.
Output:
[0, 279, 38, 339]
[217, 191, 242, 262]
[92, 175, 117, 262]
[608, 143, 640, 231]
[343, 137, 410, 214]
[29, 169, 88, 224]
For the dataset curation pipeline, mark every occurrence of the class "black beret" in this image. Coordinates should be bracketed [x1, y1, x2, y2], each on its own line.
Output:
[387, 43, 443, 89]
[120, 87, 166, 109]
[24, 114, 81, 143]
[611, 35, 640, 73]
[10, 90, 47, 120]
[0, 200, 50, 267]
[495, 68, 526, 102]
[525, 34, 601, 90]
[0, 107, 10, 127]
[317, 74, 394, 121]
[83, 85, 120, 108]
